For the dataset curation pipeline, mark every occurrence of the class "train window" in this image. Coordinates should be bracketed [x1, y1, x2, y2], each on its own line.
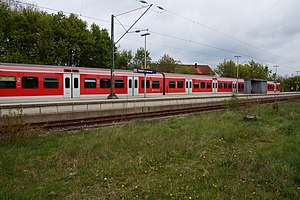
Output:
[22, 76, 38, 88]
[65, 77, 70, 88]
[142, 80, 150, 88]
[229, 83, 232, 89]
[129, 79, 132, 88]
[224, 83, 228, 89]
[238, 84, 241, 89]
[0, 76, 16, 89]
[200, 82, 205, 89]
[186, 81, 188, 88]
[177, 81, 184, 88]
[152, 80, 160, 88]
[74, 78, 79, 88]
[100, 79, 111, 88]
[44, 77, 58, 88]
[207, 82, 212, 88]
[135, 80, 138, 88]
[169, 81, 176, 88]
[219, 83, 223, 89]
[84, 78, 96, 88]
[115, 79, 124, 88]
[194, 82, 199, 88]
[241, 84, 244, 89]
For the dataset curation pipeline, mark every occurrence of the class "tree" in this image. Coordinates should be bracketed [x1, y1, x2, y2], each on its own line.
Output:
[156, 54, 180, 73]
[215, 60, 236, 77]
[245, 60, 271, 80]
[133, 47, 151, 68]
[280, 75, 299, 92]
[216, 59, 273, 80]
[175, 66, 194, 74]
[51, 12, 92, 66]
[115, 49, 133, 69]
[2, 6, 53, 64]
[79, 23, 111, 68]
[0, 2, 11, 61]
[0, 1, 112, 68]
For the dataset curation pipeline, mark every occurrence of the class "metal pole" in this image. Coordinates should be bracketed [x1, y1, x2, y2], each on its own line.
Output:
[274, 65, 279, 81]
[144, 35, 147, 98]
[141, 33, 150, 98]
[297, 71, 300, 92]
[274, 65, 279, 93]
[234, 56, 241, 94]
[106, 3, 158, 99]
[108, 14, 118, 99]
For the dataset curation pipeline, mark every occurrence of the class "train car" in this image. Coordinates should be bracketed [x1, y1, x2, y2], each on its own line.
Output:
[1, 63, 274, 99]
[267, 81, 280, 93]
[0, 63, 65, 98]
[217, 77, 244, 94]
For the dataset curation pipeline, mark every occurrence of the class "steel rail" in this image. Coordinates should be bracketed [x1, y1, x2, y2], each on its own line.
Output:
[28, 95, 300, 133]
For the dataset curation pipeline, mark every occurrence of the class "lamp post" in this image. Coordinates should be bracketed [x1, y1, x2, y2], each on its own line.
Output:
[234, 56, 241, 94]
[273, 65, 279, 81]
[141, 32, 150, 98]
[296, 71, 300, 92]
[273, 65, 279, 93]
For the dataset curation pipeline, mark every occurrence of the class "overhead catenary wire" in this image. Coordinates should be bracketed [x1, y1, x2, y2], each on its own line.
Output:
[11, 0, 298, 74]
[166, 10, 298, 66]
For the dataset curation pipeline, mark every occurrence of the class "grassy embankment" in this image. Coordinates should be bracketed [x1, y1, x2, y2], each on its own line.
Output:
[0, 101, 300, 199]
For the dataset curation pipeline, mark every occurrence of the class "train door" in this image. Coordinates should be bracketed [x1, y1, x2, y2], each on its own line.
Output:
[232, 81, 236, 93]
[128, 76, 138, 96]
[63, 73, 80, 98]
[274, 83, 277, 93]
[64, 74, 71, 98]
[72, 73, 80, 98]
[185, 79, 192, 94]
[212, 79, 218, 94]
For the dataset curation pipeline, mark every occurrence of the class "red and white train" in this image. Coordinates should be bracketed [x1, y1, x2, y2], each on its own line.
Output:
[0, 63, 280, 99]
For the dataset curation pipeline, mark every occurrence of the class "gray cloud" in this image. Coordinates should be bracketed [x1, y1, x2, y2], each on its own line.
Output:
[29, 0, 300, 75]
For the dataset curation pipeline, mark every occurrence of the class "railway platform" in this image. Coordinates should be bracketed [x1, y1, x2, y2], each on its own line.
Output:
[0, 92, 299, 125]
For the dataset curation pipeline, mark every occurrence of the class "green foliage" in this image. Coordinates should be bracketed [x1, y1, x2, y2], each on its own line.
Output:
[174, 65, 195, 74]
[0, 1, 112, 67]
[280, 76, 300, 92]
[156, 54, 180, 73]
[1, 102, 300, 199]
[79, 23, 111, 68]
[115, 49, 133, 69]
[216, 60, 274, 80]
[215, 59, 236, 77]
[133, 47, 151, 68]
[224, 94, 243, 110]
[244, 60, 272, 80]
[0, 109, 39, 143]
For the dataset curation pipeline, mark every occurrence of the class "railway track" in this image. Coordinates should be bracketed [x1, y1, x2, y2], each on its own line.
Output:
[33, 104, 225, 132]
[32, 95, 298, 133]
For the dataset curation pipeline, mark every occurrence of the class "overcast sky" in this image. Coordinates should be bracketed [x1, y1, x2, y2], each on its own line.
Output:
[27, 0, 300, 76]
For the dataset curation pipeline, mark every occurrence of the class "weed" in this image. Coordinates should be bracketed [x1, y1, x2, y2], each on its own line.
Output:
[224, 94, 243, 110]
[0, 108, 39, 143]
[0, 102, 299, 199]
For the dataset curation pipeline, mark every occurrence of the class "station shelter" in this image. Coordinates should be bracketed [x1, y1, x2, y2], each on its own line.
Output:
[244, 79, 267, 94]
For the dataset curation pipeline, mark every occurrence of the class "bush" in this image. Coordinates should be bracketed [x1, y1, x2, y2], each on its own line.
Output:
[0, 109, 39, 143]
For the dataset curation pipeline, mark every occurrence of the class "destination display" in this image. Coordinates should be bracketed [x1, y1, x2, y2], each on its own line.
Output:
[133, 68, 156, 74]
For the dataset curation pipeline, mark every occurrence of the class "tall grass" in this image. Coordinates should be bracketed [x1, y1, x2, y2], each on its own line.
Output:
[0, 109, 39, 143]
[0, 102, 299, 199]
